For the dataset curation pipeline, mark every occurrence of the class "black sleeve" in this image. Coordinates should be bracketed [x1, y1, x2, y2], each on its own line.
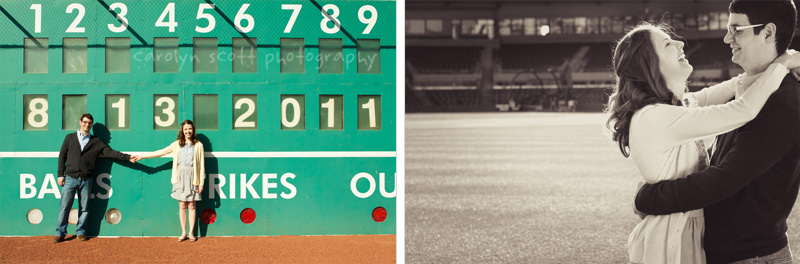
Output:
[99, 140, 130, 161]
[57, 134, 70, 178]
[635, 98, 800, 215]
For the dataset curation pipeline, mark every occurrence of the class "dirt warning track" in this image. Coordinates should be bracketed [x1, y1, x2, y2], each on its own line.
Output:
[1, 235, 395, 263]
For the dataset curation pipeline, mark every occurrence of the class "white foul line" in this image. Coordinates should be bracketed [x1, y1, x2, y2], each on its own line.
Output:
[0, 151, 397, 158]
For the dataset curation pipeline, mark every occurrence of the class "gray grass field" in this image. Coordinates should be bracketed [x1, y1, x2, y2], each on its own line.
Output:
[405, 112, 800, 263]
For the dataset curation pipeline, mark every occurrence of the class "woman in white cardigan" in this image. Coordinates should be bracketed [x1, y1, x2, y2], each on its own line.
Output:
[605, 23, 800, 263]
[139, 120, 206, 242]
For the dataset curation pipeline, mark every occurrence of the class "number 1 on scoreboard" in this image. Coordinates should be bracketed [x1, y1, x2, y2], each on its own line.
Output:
[106, 95, 130, 130]
[358, 95, 381, 130]
[319, 95, 343, 130]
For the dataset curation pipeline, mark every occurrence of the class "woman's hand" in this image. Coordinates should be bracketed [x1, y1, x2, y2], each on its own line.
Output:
[199, 185, 204, 194]
[775, 49, 800, 69]
[774, 49, 800, 81]
[792, 68, 800, 82]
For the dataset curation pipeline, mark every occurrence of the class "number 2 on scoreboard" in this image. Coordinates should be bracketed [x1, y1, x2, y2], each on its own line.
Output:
[233, 95, 257, 130]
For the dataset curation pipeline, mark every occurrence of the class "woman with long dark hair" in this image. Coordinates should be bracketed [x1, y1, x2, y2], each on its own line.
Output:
[139, 120, 206, 242]
[606, 22, 799, 263]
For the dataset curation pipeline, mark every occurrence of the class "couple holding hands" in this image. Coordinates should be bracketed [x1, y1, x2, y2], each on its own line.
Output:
[55, 114, 205, 243]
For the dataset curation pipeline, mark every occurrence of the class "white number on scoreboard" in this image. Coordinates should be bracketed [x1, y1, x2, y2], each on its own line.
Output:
[282, 4, 302, 33]
[358, 5, 377, 35]
[154, 95, 178, 129]
[110, 97, 126, 128]
[30, 4, 41, 33]
[361, 98, 376, 128]
[320, 4, 341, 34]
[195, 3, 216, 33]
[279, 95, 307, 130]
[320, 98, 335, 128]
[281, 97, 301, 128]
[234, 97, 257, 129]
[27, 97, 48, 129]
[65, 3, 85, 33]
[234, 4, 255, 33]
[155, 3, 178, 32]
[107, 3, 129, 33]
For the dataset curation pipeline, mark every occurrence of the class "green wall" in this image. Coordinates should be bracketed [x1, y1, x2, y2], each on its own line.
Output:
[0, 0, 396, 236]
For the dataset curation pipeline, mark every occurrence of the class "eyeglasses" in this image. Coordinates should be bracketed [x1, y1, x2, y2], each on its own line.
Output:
[727, 24, 765, 38]
[80, 120, 93, 125]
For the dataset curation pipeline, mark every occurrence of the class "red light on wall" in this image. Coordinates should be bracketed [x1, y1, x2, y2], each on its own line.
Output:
[201, 209, 217, 225]
[372, 207, 387, 222]
[240, 208, 256, 224]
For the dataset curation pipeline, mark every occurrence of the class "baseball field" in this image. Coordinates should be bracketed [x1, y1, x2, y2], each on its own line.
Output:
[405, 112, 800, 263]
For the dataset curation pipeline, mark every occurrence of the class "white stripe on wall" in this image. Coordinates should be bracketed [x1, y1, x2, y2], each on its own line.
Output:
[0, 151, 397, 158]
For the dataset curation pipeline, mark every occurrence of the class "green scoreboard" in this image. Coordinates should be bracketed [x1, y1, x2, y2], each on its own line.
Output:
[0, 0, 396, 236]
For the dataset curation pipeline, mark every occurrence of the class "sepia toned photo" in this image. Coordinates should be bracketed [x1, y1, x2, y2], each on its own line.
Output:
[406, 0, 800, 263]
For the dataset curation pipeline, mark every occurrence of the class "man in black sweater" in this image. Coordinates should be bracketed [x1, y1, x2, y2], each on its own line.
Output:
[54, 113, 136, 243]
[635, 0, 800, 263]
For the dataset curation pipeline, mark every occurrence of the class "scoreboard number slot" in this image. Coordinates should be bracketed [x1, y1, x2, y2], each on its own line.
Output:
[319, 95, 343, 130]
[62, 95, 87, 131]
[233, 95, 257, 130]
[24, 95, 48, 130]
[281, 95, 305, 130]
[106, 95, 130, 130]
[358, 95, 381, 130]
[154, 95, 179, 130]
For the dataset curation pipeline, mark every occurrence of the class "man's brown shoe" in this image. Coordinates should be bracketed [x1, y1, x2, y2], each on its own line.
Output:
[77, 235, 88, 241]
[53, 236, 65, 243]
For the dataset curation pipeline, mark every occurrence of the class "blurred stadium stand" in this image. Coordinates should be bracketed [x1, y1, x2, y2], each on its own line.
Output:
[408, 46, 484, 73]
[406, 0, 800, 113]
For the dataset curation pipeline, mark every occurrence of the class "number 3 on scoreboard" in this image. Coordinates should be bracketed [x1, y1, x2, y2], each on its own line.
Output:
[154, 95, 179, 130]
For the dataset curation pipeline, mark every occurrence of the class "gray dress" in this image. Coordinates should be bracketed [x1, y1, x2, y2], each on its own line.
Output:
[171, 143, 201, 201]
